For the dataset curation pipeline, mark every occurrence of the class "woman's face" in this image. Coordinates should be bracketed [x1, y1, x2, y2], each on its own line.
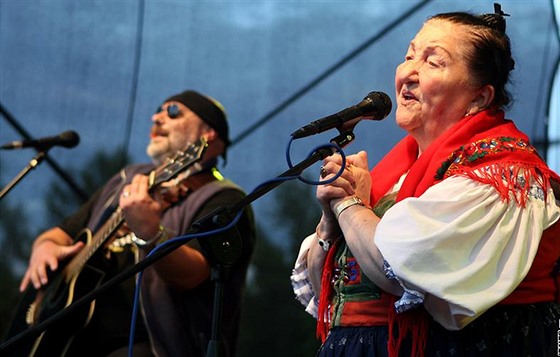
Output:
[395, 19, 481, 145]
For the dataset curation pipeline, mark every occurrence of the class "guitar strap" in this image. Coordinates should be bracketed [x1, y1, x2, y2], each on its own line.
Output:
[96, 170, 129, 227]
[89, 164, 153, 234]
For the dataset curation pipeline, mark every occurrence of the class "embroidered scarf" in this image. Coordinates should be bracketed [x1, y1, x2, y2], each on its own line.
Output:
[370, 109, 558, 204]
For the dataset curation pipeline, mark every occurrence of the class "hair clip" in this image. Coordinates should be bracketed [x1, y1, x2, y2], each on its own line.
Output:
[479, 3, 509, 33]
[493, 3, 510, 18]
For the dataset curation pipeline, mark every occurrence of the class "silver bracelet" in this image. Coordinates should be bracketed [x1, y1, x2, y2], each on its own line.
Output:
[132, 225, 170, 250]
[334, 196, 365, 219]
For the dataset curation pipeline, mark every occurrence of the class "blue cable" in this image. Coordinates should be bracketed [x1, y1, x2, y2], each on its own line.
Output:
[285, 135, 347, 185]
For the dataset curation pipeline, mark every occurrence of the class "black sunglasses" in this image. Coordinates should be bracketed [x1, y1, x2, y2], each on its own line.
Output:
[155, 104, 182, 119]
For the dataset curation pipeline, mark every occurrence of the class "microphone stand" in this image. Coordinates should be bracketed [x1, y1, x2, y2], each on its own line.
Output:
[0, 150, 47, 200]
[203, 130, 354, 357]
[0, 130, 355, 357]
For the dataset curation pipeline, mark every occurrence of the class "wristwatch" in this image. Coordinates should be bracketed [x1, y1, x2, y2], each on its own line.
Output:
[334, 196, 365, 219]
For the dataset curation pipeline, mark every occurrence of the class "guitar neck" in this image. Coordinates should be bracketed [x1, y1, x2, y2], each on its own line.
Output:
[59, 138, 208, 284]
[62, 207, 125, 283]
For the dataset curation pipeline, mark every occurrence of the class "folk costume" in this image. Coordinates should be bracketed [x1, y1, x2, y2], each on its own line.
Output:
[292, 109, 560, 356]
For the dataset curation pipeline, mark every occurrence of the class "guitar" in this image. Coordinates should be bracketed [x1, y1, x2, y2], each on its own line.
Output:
[4, 138, 208, 357]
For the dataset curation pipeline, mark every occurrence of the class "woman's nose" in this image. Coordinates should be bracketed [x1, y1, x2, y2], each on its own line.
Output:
[397, 60, 418, 82]
[397, 60, 418, 79]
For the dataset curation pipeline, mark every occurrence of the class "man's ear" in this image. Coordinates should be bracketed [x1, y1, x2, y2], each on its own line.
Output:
[201, 127, 219, 142]
[201, 127, 225, 159]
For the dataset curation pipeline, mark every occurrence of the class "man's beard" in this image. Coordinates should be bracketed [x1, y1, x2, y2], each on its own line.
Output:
[146, 140, 172, 166]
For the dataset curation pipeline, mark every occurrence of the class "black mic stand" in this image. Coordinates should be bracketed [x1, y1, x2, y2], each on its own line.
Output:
[0, 131, 355, 357]
[0, 150, 47, 200]
[196, 209, 243, 357]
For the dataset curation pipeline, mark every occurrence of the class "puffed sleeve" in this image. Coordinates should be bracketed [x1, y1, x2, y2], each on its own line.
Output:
[375, 173, 560, 330]
[291, 234, 319, 318]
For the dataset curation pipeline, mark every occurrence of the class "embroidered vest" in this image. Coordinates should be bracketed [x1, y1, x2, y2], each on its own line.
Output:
[328, 192, 398, 328]
[329, 243, 394, 327]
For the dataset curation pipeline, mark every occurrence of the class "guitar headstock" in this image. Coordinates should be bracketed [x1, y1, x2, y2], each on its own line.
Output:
[150, 138, 208, 189]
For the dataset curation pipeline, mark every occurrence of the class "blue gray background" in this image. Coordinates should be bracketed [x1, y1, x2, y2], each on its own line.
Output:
[1, 0, 559, 242]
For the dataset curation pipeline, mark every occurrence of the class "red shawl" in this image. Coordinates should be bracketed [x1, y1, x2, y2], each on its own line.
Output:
[370, 109, 558, 205]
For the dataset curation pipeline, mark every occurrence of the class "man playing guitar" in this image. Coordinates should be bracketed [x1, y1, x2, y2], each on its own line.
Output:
[8, 90, 256, 357]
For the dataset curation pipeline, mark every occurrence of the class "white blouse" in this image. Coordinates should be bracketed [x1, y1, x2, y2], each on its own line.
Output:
[292, 171, 560, 330]
[376, 174, 560, 329]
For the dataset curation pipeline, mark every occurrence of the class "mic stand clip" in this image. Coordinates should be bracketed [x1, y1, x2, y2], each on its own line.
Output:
[0, 150, 48, 200]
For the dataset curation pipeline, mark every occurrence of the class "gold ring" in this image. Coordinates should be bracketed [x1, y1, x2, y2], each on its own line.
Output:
[320, 166, 327, 178]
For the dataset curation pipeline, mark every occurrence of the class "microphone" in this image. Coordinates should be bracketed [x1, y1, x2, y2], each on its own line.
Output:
[291, 91, 392, 139]
[1, 130, 80, 150]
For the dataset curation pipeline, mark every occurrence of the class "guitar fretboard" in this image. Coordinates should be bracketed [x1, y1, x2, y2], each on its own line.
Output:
[62, 208, 124, 284]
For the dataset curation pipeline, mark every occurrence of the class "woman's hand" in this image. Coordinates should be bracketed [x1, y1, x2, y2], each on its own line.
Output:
[340, 150, 371, 207]
[315, 150, 370, 239]
[317, 151, 371, 210]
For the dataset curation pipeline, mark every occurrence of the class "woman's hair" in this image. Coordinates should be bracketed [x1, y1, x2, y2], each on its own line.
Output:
[429, 4, 515, 108]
